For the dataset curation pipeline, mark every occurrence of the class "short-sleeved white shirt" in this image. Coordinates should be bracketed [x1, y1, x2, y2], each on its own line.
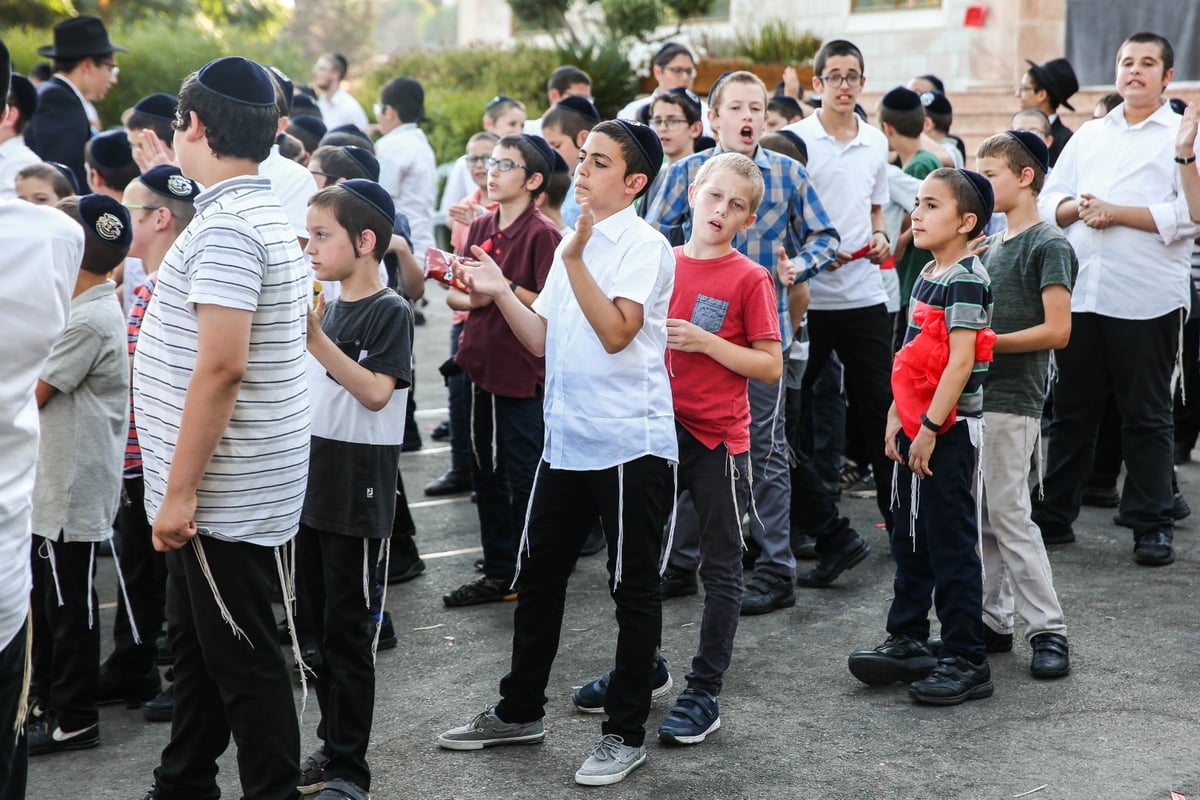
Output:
[260, 146, 318, 238]
[786, 113, 890, 311]
[317, 87, 370, 132]
[0, 200, 81, 651]
[532, 204, 678, 470]
[376, 123, 438, 256]
[133, 175, 311, 547]
[0, 136, 41, 200]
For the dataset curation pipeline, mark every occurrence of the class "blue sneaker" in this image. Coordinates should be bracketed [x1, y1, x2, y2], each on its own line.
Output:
[572, 655, 672, 713]
[658, 687, 720, 745]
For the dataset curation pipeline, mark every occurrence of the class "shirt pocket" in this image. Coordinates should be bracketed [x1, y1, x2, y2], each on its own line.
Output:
[691, 294, 730, 333]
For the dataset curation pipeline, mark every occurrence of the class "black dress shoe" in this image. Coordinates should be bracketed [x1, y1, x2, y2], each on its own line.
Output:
[661, 566, 698, 598]
[376, 611, 398, 651]
[796, 534, 870, 588]
[791, 534, 818, 560]
[1133, 528, 1174, 566]
[430, 420, 450, 441]
[96, 665, 161, 708]
[423, 469, 471, 497]
[1114, 492, 1191, 528]
[387, 556, 426, 584]
[982, 625, 1013, 653]
[1081, 485, 1120, 508]
[143, 685, 173, 722]
[1035, 520, 1075, 545]
[848, 635, 936, 685]
[909, 656, 993, 705]
[739, 571, 795, 615]
[1029, 632, 1070, 679]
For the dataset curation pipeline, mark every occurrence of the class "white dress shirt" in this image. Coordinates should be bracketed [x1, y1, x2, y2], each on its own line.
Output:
[437, 154, 475, 218]
[317, 87, 370, 132]
[259, 145, 319, 238]
[0, 136, 41, 199]
[1039, 101, 1200, 320]
[376, 123, 439, 256]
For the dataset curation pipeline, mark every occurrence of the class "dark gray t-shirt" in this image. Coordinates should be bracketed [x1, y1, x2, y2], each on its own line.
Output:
[982, 221, 1078, 418]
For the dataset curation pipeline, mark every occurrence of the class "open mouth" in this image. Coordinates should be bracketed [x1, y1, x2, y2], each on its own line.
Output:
[740, 126, 754, 141]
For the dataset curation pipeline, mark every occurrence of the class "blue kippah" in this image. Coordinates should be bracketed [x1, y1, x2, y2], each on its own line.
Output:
[78, 193, 132, 248]
[88, 130, 133, 169]
[549, 148, 569, 174]
[290, 92, 320, 117]
[769, 94, 804, 119]
[265, 65, 293, 108]
[139, 165, 200, 201]
[133, 92, 178, 121]
[46, 161, 80, 194]
[196, 57, 276, 107]
[340, 179, 395, 224]
[289, 115, 327, 139]
[556, 95, 600, 123]
[340, 146, 380, 181]
[881, 87, 923, 112]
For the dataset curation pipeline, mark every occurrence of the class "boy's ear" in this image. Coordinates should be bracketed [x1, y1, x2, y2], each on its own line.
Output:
[739, 212, 758, 233]
[181, 110, 206, 144]
[154, 207, 174, 233]
[1019, 165, 1036, 188]
[688, 120, 703, 139]
[957, 211, 979, 236]
[574, 129, 589, 148]
[525, 171, 544, 193]
[686, 182, 697, 208]
[625, 171, 648, 197]
[357, 228, 377, 257]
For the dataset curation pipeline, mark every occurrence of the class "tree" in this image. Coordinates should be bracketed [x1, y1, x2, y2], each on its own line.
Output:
[285, 0, 377, 64]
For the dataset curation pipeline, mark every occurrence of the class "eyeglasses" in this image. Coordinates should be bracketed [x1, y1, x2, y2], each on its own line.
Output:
[465, 155, 490, 165]
[373, 102, 387, 118]
[817, 73, 863, 88]
[485, 157, 529, 173]
[98, 60, 119, 78]
[649, 117, 690, 130]
[123, 203, 161, 212]
[663, 66, 696, 78]
[1015, 85, 1035, 96]
[309, 170, 339, 181]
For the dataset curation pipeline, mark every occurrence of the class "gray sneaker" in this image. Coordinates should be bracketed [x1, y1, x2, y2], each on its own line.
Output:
[437, 706, 545, 750]
[574, 734, 647, 786]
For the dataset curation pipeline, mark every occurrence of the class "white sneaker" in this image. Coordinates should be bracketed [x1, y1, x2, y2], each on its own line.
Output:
[574, 734, 647, 786]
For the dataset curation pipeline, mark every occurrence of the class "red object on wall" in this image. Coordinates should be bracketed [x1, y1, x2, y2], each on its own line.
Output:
[964, 5, 988, 27]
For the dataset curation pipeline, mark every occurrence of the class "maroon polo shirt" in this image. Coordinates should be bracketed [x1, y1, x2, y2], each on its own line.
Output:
[455, 203, 562, 398]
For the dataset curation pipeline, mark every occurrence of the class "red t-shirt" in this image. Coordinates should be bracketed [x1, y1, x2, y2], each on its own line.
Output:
[667, 246, 781, 454]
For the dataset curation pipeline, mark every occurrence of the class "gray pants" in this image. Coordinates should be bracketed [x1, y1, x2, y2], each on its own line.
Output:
[981, 412, 1067, 639]
[668, 375, 795, 580]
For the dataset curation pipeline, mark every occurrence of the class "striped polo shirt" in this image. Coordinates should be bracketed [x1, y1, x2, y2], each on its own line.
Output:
[133, 175, 311, 547]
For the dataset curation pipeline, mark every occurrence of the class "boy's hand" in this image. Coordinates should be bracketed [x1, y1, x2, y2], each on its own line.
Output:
[782, 66, 801, 99]
[884, 410, 904, 464]
[666, 318, 713, 353]
[1078, 193, 1114, 229]
[866, 231, 890, 264]
[967, 234, 990, 257]
[906, 428, 936, 478]
[775, 247, 797, 286]
[152, 491, 198, 551]
[455, 247, 506, 297]
[447, 202, 488, 228]
[132, 129, 176, 172]
[1177, 103, 1198, 157]
[306, 292, 326, 341]
[563, 201, 594, 262]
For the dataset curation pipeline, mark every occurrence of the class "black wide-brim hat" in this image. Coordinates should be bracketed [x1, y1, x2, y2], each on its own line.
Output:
[1026, 58, 1078, 112]
[38, 15, 127, 59]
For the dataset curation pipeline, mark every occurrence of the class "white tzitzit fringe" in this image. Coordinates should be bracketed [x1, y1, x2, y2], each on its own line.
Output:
[85, 544, 96, 630]
[1171, 308, 1186, 405]
[371, 538, 391, 664]
[192, 537, 249, 643]
[14, 611, 32, 734]
[613, 464, 627, 588]
[968, 416, 986, 567]
[659, 462, 679, 575]
[41, 539, 64, 607]
[274, 545, 307, 716]
[362, 539, 371, 609]
[511, 461, 542, 588]
[108, 536, 141, 644]
[743, 454, 765, 534]
[909, 471, 921, 552]
[890, 462, 900, 512]
[728, 454, 747, 552]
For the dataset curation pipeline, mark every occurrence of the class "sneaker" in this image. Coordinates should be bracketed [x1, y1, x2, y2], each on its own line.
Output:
[298, 747, 330, 794]
[27, 715, 99, 756]
[847, 635, 937, 686]
[96, 664, 161, 708]
[658, 688, 720, 745]
[314, 777, 369, 800]
[376, 611, 398, 651]
[791, 534, 818, 561]
[574, 734, 647, 786]
[661, 566, 698, 598]
[431, 420, 450, 441]
[387, 556, 426, 584]
[143, 684, 173, 722]
[838, 461, 870, 493]
[795, 534, 871, 588]
[154, 633, 174, 666]
[573, 655, 672, 713]
[442, 576, 517, 607]
[739, 571, 795, 616]
[842, 464, 876, 499]
[908, 656, 994, 706]
[437, 706, 545, 750]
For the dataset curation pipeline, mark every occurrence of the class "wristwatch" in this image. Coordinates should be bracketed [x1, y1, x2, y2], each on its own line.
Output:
[872, 229, 890, 243]
[509, 280, 520, 293]
[1176, 155, 1197, 165]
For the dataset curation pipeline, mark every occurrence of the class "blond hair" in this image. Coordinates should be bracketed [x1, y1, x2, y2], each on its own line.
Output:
[709, 70, 768, 113]
[694, 152, 765, 215]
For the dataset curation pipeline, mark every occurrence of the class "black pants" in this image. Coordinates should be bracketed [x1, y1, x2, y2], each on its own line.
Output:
[470, 388, 544, 581]
[110, 475, 167, 675]
[496, 455, 673, 748]
[886, 424, 985, 662]
[30, 536, 98, 731]
[296, 526, 380, 791]
[785, 384, 856, 555]
[0, 623, 28, 800]
[802, 304, 895, 528]
[155, 538, 299, 800]
[1035, 311, 1179, 533]
[1175, 315, 1200, 452]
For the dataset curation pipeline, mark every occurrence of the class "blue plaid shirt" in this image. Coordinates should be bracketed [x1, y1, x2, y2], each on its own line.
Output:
[644, 145, 840, 346]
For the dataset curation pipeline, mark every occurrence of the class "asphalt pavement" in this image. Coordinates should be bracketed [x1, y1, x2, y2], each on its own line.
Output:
[30, 293, 1200, 800]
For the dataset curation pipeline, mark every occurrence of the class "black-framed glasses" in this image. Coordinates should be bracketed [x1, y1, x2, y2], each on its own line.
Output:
[649, 117, 690, 130]
[309, 170, 339, 181]
[465, 155, 490, 165]
[486, 157, 529, 173]
[817, 73, 863, 88]
[97, 60, 119, 78]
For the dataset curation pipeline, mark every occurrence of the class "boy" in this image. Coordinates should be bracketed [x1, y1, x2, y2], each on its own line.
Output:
[766, 95, 804, 132]
[649, 70, 840, 614]
[921, 91, 965, 169]
[437, 120, 676, 787]
[97, 166, 201, 720]
[0, 72, 39, 199]
[28, 194, 131, 755]
[438, 96, 528, 222]
[296, 180, 414, 800]
[976, 131, 1075, 678]
[541, 95, 600, 228]
[848, 167, 996, 706]
[375, 76, 437, 255]
[132, 57, 310, 800]
[524, 64, 591, 137]
[639, 88, 703, 218]
[1018, 58, 1080, 165]
[442, 134, 562, 606]
[125, 93, 178, 173]
[84, 129, 138, 197]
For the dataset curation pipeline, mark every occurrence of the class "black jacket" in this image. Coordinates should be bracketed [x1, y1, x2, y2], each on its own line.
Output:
[24, 76, 91, 191]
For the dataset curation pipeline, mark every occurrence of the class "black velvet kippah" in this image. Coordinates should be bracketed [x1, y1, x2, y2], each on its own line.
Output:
[78, 193, 132, 248]
[612, 119, 664, 184]
[290, 92, 320, 117]
[920, 90, 952, 115]
[265, 65, 293, 108]
[289, 114, 327, 139]
[1005, 130, 1049, 175]
[775, 129, 808, 163]
[664, 86, 702, 119]
[46, 161, 80, 194]
[140, 165, 200, 201]
[521, 134, 556, 174]
[340, 179, 395, 224]
[556, 95, 600, 123]
[10, 74, 37, 122]
[549, 148, 569, 174]
[958, 169, 995, 221]
[881, 87, 922, 112]
[769, 94, 803, 119]
[197, 57, 276, 107]
[133, 92, 178, 121]
[341, 146, 380, 181]
[88, 130, 133, 169]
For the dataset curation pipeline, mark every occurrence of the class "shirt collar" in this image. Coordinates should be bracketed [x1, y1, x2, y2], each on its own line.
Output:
[195, 174, 271, 211]
[591, 203, 640, 242]
[73, 279, 117, 307]
[55, 74, 88, 107]
[712, 143, 772, 170]
[1106, 99, 1175, 130]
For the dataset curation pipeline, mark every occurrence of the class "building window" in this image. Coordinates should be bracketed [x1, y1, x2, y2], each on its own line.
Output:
[852, 0, 940, 10]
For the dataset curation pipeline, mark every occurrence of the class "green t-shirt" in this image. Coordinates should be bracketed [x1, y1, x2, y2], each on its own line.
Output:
[895, 149, 944, 306]
[981, 221, 1078, 418]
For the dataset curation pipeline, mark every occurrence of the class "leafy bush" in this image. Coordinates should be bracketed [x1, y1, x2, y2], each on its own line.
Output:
[733, 20, 822, 65]
[553, 39, 636, 120]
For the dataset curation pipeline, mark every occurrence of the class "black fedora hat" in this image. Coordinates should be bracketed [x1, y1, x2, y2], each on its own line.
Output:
[1026, 58, 1078, 112]
[38, 15, 127, 59]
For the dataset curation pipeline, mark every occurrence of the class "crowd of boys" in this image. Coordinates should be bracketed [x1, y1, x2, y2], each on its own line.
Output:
[0, 12, 1198, 797]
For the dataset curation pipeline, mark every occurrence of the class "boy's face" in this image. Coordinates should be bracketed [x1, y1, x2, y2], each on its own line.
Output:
[488, 108, 527, 136]
[654, 54, 696, 91]
[649, 99, 698, 160]
[1016, 71, 1044, 111]
[16, 175, 59, 206]
[1009, 112, 1052, 148]
[308, 154, 334, 189]
[574, 131, 643, 218]
[124, 181, 162, 260]
[910, 175, 973, 251]
[486, 143, 539, 204]
[976, 154, 1024, 215]
[687, 170, 758, 247]
[711, 82, 766, 156]
[306, 204, 363, 282]
[542, 123, 583, 175]
[814, 54, 865, 114]
[466, 138, 493, 189]
[765, 109, 789, 132]
[1116, 40, 1172, 108]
